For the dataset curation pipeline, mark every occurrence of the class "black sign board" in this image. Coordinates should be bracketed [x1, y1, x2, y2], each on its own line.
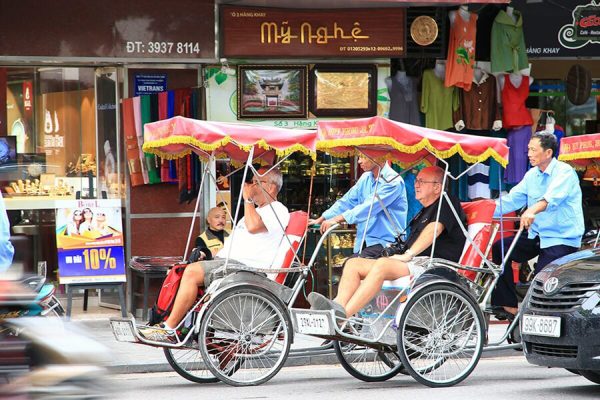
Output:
[512, 0, 600, 58]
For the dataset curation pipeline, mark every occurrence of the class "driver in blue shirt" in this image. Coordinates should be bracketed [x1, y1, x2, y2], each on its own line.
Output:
[0, 192, 14, 273]
[491, 131, 584, 319]
[309, 156, 408, 257]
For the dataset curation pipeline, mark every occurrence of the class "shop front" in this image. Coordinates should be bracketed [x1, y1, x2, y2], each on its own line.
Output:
[0, 0, 216, 311]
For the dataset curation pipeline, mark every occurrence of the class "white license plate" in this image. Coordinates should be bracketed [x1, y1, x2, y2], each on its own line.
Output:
[295, 312, 331, 335]
[110, 320, 137, 342]
[522, 314, 561, 338]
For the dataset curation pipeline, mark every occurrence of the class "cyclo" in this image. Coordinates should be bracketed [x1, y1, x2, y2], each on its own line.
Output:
[110, 115, 521, 388]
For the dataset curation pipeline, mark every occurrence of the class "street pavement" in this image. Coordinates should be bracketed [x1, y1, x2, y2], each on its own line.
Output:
[107, 358, 600, 400]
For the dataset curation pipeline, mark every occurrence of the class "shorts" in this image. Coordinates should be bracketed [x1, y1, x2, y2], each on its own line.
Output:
[202, 258, 246, 287]
[406, 259, 427, 279]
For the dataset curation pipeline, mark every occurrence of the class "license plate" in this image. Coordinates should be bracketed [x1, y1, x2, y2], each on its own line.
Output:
[522, 314, 561, 338]
[110, 320, 137, 342]
[295, 312, 331, 335]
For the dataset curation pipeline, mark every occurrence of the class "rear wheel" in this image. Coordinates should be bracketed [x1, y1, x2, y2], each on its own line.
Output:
[579, 370, 600, 384]
[334, 340, 403, 382]
[164, 345, 218, 383]
[397, 283, 484, 388]
[199, 286, 291, 386]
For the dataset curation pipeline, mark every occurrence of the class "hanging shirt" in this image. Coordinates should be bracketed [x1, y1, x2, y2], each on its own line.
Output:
[421, 69, 459, 131]
[501, 75, 533, 129]
[491, 10, 529, 73]
[445, 11, 478, 91]
[456, 72, 501, 131]
[388, 75, 421, 125]
[322, 164, 408, 253]
[494, 158, 584, 249]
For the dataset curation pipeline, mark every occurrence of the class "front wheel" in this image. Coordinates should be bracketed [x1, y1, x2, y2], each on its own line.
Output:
[397, 283, 485, 388]
[199, 286, 292, 386]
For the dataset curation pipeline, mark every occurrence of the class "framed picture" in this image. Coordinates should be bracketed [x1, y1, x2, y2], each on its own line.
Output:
[238, 65, 308, 119]
[309, 64, 377, 117]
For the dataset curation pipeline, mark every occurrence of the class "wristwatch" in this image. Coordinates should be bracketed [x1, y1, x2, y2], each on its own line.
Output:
[245, 199, 254, 205]
[405, 249, 415, 260]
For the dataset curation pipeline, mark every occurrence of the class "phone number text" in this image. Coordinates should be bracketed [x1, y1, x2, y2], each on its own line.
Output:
[125, 41, 202, 55]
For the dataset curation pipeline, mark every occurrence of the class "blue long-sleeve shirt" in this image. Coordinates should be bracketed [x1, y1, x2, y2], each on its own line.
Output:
[494, 158, 584, 249]
[322, 164, 408, 253]
[0, 193, 14, 272]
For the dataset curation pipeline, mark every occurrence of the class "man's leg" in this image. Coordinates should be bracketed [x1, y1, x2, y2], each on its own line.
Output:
[536, 244, 579, 273]
[491, 234, 539, 312]
[344, 257, 411, 317]
[334, 257, 375, 308]
[165, 261, 206, 329]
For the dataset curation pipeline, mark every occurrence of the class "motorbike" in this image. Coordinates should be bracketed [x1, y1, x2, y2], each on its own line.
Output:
[1, 280, 109, 399]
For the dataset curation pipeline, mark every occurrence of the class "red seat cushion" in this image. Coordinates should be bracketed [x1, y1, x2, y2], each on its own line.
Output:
[458, 200, 497, 281]
[275, 211, 308, 284]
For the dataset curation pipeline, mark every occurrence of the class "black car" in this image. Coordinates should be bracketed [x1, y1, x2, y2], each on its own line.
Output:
[521, 247, 600, 384]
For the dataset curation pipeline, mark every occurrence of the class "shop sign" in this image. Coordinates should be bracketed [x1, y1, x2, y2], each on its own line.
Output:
[22, 81, 33, 115]
[134, 74, 168, 96]
[220, 6, 405, 58]
[514, 0, 600, 57]
[0, 0, 215, 60]
[56, 200, 126, 284]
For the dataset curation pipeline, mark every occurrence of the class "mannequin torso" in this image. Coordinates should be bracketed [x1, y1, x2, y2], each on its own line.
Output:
[434, 62, 446, 79]
[449, 5, 471, 25]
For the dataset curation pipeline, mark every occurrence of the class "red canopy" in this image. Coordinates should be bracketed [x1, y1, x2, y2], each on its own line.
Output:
[317, 116, 509, 167]
[558, 133, 600, 169]
[142, 116, 318, 164]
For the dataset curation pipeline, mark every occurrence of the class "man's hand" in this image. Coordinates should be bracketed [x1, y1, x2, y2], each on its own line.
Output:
[520, 209, 536, 229]
[390, 253, 413, 263]
[320, 216, 344, 234]
[308, 216, 324, 226]
[242, 182, 254, 202]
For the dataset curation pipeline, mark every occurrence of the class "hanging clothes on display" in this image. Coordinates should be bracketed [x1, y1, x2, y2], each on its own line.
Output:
[505, 125, 531, 184]
[140, 95, 161, 184]
[488, 128, 507, 192]
[133, 96, 149, 184]
[491, 8, 529, 73]
[455, 70, 501, 131]
[501, 74, 533, 129]
[445, 8, 478, 91]
[421, 68, 459, 130]
[475, 4, 502, 61]
[467, 162, 491, 200]
[387, 71, 421, 125]
[122, 98, 145, 187]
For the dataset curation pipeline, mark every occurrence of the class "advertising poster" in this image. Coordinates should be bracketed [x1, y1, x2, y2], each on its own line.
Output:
[56, 199, 125, 284]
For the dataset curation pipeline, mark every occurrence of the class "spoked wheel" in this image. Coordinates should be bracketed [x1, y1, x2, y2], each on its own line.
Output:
[164, 344, 218, 383]
[397, 283, 485, 388]
[199, 286, 292, 386]
[333, 340, 403, 382]
[44, 296, 66, 317]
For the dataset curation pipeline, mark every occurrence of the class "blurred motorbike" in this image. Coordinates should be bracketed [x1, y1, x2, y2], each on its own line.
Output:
[0, 280, 110, 399]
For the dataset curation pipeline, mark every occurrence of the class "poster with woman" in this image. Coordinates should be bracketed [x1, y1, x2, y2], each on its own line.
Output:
[55, 199, 125, 284]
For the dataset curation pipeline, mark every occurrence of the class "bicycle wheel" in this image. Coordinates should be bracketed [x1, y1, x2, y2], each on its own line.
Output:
[44, 296, 65, 317]
[199, 286, 291, 386]
[397, 283, 484, 388]
[333, 340, 403, 382]
[164, 345, 218, 384]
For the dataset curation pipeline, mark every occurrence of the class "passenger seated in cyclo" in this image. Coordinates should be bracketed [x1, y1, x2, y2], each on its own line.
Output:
[187, 206, 230, 262]
[490, 131, 584, 320]
[308, 166, 467, 320]
[140, 166, 290, 342]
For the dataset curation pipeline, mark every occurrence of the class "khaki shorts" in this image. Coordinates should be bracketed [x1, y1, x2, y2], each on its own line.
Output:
[406, 259, 427, 279]
[202, 258, 246, 287]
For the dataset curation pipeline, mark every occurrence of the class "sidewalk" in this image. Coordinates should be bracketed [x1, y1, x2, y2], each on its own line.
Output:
[65, 294, 521, 375]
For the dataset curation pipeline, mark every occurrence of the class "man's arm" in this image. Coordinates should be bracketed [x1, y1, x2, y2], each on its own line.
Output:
[391, 222, 445, 262]
[342, 178, 406, 225]
[242, 182, 268, 234]
[318, 179, 362, 233]
[493, 176, 529, 218]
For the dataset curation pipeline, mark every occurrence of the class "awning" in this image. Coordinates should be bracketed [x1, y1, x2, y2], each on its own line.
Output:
[558, 133, 600, 169]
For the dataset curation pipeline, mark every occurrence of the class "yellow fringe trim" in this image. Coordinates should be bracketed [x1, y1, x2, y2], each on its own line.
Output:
[316, 136, 508, 167]
[559, 151, 600, 163]
[142, 135, 316, 162]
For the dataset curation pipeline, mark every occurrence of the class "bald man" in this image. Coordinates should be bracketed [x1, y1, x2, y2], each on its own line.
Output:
[190, 206, 230, 262]
[309, 166, 466, 319]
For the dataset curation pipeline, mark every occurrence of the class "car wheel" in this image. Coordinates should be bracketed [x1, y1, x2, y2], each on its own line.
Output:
[579, 370, 600, 384]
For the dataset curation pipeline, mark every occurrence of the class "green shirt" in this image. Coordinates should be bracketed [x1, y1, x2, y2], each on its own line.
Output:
[420, 69, 458, 130]
[491, 10, 529, 73]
